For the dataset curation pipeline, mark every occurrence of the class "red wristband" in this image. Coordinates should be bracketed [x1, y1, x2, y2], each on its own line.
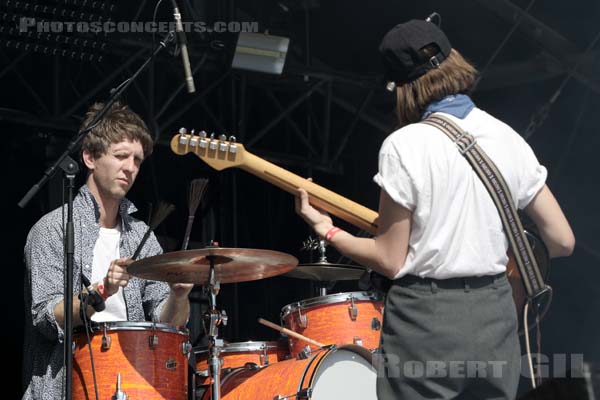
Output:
[97, 281, 110, 300]
[325, 227, 342, 242]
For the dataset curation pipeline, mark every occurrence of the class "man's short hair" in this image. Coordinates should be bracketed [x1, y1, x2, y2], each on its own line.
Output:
[80, 101, 153, 160]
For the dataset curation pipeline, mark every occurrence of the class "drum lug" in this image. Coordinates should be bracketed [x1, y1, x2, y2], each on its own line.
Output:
[101, 323, 112, 350]
[371, 317, 381, 331]
[348, 296, 358, 321]
[297, 309, 308, 329]
[260, 346, 270, 365]
[297, 345, 312, 359]
[353, 336, 363, 346]
[182, 341, 192, 356]
[149, 334, 159, 348]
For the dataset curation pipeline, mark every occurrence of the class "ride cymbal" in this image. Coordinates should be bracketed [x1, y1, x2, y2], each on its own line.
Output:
[128, 247, 298, 284]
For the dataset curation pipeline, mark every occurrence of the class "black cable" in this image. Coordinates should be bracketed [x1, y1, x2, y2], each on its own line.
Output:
[80, 293, 100, 400]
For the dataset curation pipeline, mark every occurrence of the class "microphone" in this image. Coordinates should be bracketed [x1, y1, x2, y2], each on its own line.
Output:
[80, 275, 106, 313]
[171, 0, 196, 93]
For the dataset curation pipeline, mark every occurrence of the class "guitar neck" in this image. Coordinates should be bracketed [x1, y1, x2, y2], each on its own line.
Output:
[241, 152, 379, 234]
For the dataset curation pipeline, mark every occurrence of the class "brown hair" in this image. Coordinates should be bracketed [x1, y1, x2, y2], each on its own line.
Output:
[80, 101, 153, 160]
[395, 48, 479, 126]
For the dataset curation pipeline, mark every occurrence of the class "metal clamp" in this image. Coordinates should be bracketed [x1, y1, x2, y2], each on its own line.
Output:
[297, 308, 308, 329]
[348, 296, 358, 321]
[101, 324, 111, 350]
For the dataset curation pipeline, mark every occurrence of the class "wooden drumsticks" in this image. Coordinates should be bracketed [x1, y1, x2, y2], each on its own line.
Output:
[257, 317, 326, 348]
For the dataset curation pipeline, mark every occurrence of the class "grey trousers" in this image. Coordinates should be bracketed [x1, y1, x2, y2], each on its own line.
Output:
[376, 273, 520, 400]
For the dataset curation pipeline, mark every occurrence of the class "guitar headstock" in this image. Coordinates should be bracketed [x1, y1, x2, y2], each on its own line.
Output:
[170, 129, 247, 171]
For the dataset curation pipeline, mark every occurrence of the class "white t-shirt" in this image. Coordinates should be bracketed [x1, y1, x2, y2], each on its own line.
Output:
[373, 108, 547, 279]
[90, 225, 127, 322]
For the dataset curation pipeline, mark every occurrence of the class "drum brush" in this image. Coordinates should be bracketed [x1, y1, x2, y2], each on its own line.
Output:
[258, 317, 326, 348]
[132, 202, 176, 260]
[181, 178, 209, 251]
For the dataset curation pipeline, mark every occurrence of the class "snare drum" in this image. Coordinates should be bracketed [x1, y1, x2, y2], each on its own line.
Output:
[201, 345, 377, 400]
[281, 291, 383, 357]
[72, 321, 190, 400]
[194, 340, 289, 386]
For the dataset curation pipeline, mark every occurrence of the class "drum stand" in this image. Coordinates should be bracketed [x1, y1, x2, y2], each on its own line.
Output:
[203, 255, 228, 400]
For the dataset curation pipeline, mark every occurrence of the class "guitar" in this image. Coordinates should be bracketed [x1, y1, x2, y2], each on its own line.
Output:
[170, 133, 550, 330]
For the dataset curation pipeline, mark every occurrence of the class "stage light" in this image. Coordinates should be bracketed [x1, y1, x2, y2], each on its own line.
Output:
[232, 32, 289, 75]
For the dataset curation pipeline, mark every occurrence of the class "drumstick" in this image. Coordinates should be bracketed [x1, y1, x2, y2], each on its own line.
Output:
[258, 318, 326, 348]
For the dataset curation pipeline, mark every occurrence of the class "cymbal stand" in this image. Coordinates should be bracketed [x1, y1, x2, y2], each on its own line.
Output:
[203, 254, 228, 400]
[315, 240, 335, 296]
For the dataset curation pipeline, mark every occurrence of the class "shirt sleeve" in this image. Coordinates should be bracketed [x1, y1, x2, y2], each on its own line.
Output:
[516, 137, 547, 209]
[24, 215, 67, 342]
[373, 135, 418, 211]
[138, 231, 170, 322]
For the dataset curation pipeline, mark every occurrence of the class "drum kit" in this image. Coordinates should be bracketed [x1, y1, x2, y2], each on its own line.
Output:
[72, 241, 383, 400]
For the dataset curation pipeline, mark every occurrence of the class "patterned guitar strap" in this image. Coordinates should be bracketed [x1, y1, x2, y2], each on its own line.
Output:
[422, 113, 551, 303]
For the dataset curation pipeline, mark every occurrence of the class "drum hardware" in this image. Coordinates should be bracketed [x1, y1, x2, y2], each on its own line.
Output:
[352, 337, 363, 346]
[165, 358, 178, 370]
[371, 317, 381, 331]
[101, 324, 111, 350]
[112, 373, 127, 400]
[182, 342, 193, 356]
[298, 345, 312, 359]
[348, 296, 358, 320]
[274, 388, 313, 400]
[297, 308, 308, 329]
[149, 320, 159, 348]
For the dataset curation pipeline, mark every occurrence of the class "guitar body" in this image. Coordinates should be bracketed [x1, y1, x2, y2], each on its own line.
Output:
[506, 231, 550, 333]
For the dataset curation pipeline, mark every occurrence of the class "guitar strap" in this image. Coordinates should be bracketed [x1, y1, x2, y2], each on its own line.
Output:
[422, 113, 550, 300]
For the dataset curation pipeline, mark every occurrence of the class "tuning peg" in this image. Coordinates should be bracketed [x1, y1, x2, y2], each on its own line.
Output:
[209, 132, 218, 150]
[228, 136, 237, 153]
[199, 130, 208, 148]
[178, 127, 189, 145]
[218, 134, 228, 152]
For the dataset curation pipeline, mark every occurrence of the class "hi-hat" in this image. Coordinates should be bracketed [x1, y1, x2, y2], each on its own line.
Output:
[284, 262, 366, 281]
[128, 247, 298, 284]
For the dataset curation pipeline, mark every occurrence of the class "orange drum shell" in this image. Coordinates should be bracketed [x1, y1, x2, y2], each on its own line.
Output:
[195, 341, 289, 386]
[283, 299, 383, 357]
[201, 348, 332, 400]
[73, 328, 188, 400]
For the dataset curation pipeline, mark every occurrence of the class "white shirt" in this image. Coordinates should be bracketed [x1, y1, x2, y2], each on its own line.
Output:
[90, 225, 127, 321]
[373, 108, 547, 279]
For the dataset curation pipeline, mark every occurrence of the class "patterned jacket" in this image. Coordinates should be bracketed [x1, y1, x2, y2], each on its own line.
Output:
[22, 185, 168, 400]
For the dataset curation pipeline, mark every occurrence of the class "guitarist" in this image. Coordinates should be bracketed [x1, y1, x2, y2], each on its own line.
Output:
[295, 18, 574, 400]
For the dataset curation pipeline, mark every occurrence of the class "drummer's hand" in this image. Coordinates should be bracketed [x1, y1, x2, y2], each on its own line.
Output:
[168, 282, 194, 300]
[104, 258, 133, 296]
[295, 187, 333, 239]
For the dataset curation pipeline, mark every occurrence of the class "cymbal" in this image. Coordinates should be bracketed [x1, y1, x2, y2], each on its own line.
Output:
[128, 247, 298, 284]
[284, 262, 366, 281]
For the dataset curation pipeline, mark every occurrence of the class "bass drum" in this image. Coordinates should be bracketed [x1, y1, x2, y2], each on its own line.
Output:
[201, 345, 377, 400]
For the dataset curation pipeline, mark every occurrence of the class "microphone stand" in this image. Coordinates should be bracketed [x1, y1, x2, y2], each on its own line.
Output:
[18, 31, 176, 400]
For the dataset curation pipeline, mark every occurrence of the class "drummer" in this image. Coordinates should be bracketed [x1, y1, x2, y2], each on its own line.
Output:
[22, 101, 193, 400]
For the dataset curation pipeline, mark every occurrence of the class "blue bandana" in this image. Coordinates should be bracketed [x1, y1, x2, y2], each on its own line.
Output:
[422, 94, 475, 120]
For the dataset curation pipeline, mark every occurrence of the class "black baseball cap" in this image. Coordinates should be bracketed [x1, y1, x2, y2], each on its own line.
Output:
[379, 19, 452, 89]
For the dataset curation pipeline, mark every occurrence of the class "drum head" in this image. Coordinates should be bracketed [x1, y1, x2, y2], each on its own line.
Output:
[311, 346, 378, 399]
